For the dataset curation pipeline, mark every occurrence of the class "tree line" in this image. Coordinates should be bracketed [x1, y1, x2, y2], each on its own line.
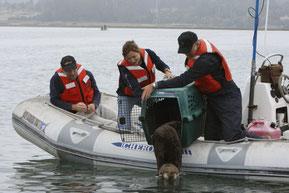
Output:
[4, 0, 289, 29]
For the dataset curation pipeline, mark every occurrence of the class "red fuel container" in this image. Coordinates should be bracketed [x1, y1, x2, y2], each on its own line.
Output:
[247, 121, 281, 139]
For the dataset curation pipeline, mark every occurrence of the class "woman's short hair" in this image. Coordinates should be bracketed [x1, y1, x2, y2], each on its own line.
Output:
[122, 40, 140, 57]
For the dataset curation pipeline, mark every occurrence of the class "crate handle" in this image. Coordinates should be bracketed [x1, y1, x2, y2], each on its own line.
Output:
[192, 109, 204, 119]
[183, 116, 192, 122]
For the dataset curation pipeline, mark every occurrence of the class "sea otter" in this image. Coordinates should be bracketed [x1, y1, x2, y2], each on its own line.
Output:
[158, 163, 179, 180]
[152, 121, 182, 179]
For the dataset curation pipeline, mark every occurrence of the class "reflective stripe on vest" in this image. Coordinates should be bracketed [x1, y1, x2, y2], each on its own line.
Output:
[143, 49, 156, 74]
[83, 75, 90, 84]
[144, 50, 148, 65]
[65, 82, 76, 89]
[126, 66, 143, 70]
[78, 65, 84, 75]
[137, 75, 148, 83]
[203, 39, 213, 53]
[58, 72, 67, 77]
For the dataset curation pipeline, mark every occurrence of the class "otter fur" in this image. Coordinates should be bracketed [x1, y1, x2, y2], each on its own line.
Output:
[158, 163, 179, 180]
[152, 121, 182, 179]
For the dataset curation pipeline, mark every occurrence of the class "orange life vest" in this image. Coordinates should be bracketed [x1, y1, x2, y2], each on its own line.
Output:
[185, 39, 232, 94]
[118, 48, 156, 96]
[56, 64, 94, 105]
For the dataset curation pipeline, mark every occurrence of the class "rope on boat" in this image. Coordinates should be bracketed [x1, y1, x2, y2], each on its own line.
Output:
[198, 136, 289, 145]
[46, 102, 119, 133]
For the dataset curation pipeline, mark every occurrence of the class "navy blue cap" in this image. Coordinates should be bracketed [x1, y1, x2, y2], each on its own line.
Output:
[60, 55, 77, 72]
[177, 31, 198, 54]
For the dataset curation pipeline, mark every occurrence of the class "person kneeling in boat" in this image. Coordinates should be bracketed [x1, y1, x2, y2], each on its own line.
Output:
[117, 40, 174, 132]
[50, 55, 101, 115]
[142, 31, 261, 142]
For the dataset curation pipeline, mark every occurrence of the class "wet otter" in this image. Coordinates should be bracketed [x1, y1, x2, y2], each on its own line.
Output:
[158, 163, 179, 180]
[152, 121, 182, 179]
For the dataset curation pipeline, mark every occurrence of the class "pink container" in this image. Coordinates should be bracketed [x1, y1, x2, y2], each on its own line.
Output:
[247, 121, 281, 139]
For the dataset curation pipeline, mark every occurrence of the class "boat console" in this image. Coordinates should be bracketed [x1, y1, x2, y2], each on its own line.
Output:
[242, 54, 289, 135]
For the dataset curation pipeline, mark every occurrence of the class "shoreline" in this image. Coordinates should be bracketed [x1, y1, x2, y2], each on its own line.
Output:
[1, 21, 288, 31]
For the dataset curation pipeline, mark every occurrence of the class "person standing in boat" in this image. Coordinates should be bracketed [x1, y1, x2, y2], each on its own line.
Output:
[117, 40, 174, 131]
[142, 31, 261, 142]
[50, 55, 101, 114]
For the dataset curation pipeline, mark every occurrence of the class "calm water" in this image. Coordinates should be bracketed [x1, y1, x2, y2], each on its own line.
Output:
[1, 26, 289, 192]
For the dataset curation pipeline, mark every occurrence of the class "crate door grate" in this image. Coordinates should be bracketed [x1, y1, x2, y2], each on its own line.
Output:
[119, 105, 146, 142]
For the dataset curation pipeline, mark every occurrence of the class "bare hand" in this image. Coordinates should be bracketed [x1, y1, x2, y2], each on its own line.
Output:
[141, 83, 155, 101]
[85, 103, 96, 114]
[71, 102, 87, 112]
[163, 71, 175, 79]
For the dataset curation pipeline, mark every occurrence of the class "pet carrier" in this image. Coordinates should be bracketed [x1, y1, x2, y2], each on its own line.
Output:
[139, 82, 206, 147]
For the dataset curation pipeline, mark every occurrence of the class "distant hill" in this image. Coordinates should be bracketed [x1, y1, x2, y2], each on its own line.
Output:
[1, 0, 289, 30]
[0, 0, 36, 3]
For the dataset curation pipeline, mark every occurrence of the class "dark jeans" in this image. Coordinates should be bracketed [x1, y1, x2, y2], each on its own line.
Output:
[204, 87, 260, 141]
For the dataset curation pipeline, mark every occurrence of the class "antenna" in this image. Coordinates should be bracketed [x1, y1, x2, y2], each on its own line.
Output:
[264, 0, 270, 55]
[247, 0, 260, 124]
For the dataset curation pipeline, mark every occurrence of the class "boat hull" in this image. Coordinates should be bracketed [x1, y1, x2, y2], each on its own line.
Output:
[12, 95, 289, 180]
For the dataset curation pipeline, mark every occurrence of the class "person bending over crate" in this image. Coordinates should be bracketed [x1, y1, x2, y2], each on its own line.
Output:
[142, 31, 261, 142]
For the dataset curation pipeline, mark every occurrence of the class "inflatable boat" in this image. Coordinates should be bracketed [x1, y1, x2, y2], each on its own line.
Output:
[11, 52, 289, 181]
